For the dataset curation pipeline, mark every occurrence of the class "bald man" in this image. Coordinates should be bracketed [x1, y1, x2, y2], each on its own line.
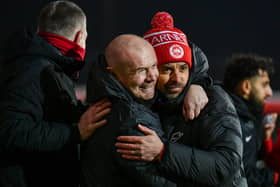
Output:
[81, 34, 174, 187]
[105, 34, 158, 100]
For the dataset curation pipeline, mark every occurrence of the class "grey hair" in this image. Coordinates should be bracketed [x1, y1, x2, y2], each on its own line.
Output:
[38, 1, 86, 39]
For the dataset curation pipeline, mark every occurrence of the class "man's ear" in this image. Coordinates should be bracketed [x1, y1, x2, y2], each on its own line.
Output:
[73, 30, 82, 44]
[239, 79, 252, 98]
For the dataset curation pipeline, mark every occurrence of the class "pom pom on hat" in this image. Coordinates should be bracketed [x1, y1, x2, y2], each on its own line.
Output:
[144, 11, 192, 68]
[151, 12, 174, 29]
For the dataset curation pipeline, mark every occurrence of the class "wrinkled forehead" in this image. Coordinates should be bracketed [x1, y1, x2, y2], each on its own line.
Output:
[124, 47, 157, 70]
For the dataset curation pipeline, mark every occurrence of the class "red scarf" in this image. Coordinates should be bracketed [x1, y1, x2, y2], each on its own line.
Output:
[38, 31, 86, 61]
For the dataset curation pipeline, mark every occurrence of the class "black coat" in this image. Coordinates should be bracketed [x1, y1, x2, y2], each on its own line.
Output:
[229, 93, 274, 187]
[154, 85, 248, 187]
[188, 41, 212, 88]
[0, 29, 85, 187]
[81, 57, 174, 187]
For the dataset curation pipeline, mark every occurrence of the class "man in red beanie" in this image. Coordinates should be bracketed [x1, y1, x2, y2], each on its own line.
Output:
[144, 11, 211, 120]
[115, 11, 247, 187]
[0, 1, 111, 187]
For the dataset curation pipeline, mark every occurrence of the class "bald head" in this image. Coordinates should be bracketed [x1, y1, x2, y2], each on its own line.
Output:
[105, 34, 159, 100]
[105, 34, 155, 70]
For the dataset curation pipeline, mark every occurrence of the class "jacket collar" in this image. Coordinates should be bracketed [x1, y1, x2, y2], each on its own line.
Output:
[87, 54, 156, 108]
[229, 92, 263, 122]
[3, 28, 84, 80]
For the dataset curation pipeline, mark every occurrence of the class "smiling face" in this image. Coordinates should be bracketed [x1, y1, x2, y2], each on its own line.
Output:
[106, 34, 159, 100]
[116, 50, 159, 100]
[157, 62, 189, 99]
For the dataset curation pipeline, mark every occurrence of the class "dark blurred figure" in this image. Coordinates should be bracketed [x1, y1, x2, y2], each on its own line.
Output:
[0, 1, 110, 187]
[223, 53, 275, 187]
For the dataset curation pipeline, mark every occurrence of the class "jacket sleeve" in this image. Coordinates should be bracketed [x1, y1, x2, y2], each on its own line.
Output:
[113, 103, 174, 186]
[0, 62, 80, 155]
[189, 42, 212, 89]
[158, 112, 243, 186]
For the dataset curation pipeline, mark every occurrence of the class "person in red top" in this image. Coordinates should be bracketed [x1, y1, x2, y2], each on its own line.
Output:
[263, 113, 280, 185]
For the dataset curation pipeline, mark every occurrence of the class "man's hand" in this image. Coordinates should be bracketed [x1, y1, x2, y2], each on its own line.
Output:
[115, 124, 163, 161]
[264, 113, 278, 140]
[183, 84, 208, 120]
[78, 98, 111, 141]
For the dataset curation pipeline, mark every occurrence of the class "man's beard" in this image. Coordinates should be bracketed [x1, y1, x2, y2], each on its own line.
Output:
[163, 81, 185, 98]
[248, 91, 264, 113]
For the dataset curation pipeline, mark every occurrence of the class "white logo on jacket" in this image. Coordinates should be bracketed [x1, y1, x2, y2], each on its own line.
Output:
[245, 135, 252, 142]
[170, 131, 184, 143]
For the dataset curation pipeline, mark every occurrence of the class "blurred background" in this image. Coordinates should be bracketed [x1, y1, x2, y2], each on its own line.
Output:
[0, 0, 279, 93]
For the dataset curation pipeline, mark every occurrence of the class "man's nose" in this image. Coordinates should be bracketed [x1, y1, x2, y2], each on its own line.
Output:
[146, 68, 158, 82]
[266, 85, 273, 97]
[170, 71, 180, 83]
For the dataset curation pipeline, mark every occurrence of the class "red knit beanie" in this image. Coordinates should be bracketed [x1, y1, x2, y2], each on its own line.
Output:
[143, 12, 192, 68]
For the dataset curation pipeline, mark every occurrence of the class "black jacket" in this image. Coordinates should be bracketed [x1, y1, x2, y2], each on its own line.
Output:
[80, 42, 212, 187]
[81, 57, 174, 187]
[188, 42, 212, 89]
[154, 85, 247, 187]
[228, 93, 274, 187]
[0, 29, 85, 187]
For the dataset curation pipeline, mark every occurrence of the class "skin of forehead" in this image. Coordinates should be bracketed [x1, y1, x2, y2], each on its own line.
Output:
[105, 34, 155, 71]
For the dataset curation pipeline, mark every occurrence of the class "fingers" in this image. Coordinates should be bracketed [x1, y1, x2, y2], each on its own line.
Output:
[115, 142, 138, 149]
[90, 100, 111, 114]
[93, 108, 111, 121]
[117, 148, 145, 161]
[116, 147, 139, 155]
[78, 99, 111, 141]
[117, 136, 143, 143]
[182, 84, 208, 120]
[194, 106, 201, 119]
[121, 155, 141, 160]
[87, 99, 111, 122]
[116, 143, 142, 160]
[97, 100, 112, 109]
[183, 100, 206, 120]
[188, 110, 195, 120]
[90, 119, 107, 130]
[183, 105, 194, 120]
[89, 98, 111, 114]
[137, 124, 155, 135]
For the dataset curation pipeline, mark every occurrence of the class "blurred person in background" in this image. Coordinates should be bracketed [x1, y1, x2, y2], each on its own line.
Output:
[0, 1, 110, 187]
[223, 53, 275, 187]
